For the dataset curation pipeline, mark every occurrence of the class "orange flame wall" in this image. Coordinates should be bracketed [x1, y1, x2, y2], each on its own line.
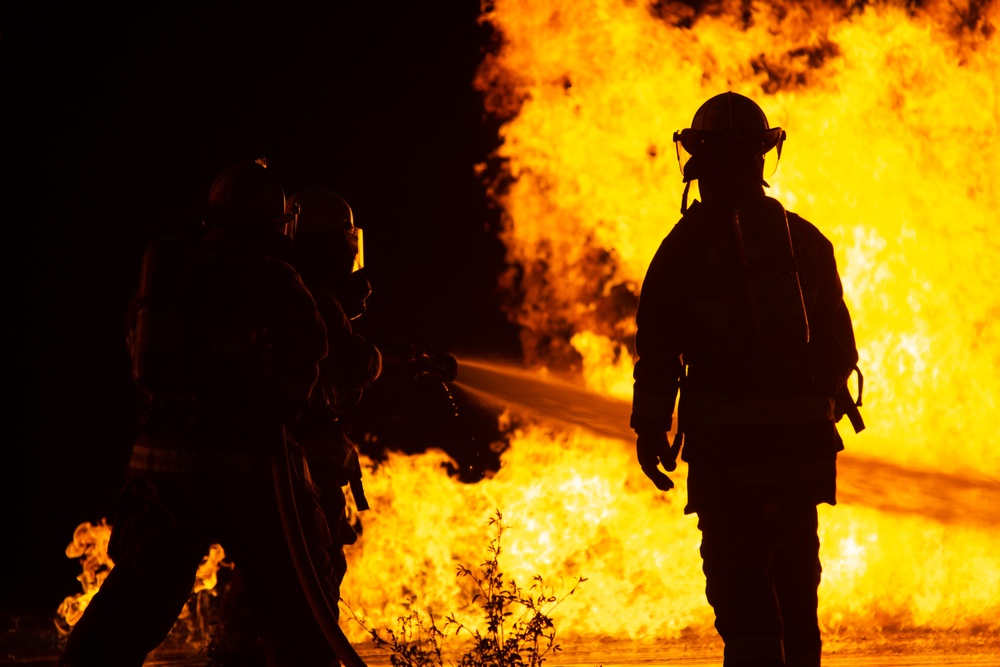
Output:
[342, 0, 1000, 644]
[474, 0, 1000, 477]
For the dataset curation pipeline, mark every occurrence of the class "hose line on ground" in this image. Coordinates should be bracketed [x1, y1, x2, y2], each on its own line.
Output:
[272, 435, 368, 667]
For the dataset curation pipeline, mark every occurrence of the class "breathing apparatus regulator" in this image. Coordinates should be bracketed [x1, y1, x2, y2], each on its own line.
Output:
[285, 187, 371, 320]
[673, 91, 786, 214]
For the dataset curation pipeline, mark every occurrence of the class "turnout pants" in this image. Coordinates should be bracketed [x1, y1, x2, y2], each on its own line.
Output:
[208, 432, 355, 667]
[697, 500, 822, 667]
[60, 458, 337, 667]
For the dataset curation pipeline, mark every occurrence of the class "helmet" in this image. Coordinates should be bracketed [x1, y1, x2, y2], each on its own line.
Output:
[673, 92, 786, 183]
[286, 186, 370, 319]
[205, 159, 295, 233]
[286, 187, 362, 276]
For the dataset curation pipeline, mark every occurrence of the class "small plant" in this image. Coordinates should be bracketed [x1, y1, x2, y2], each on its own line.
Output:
[350, 510, 587, 667]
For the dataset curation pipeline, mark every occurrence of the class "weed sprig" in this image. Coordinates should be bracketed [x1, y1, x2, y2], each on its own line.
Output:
[349, 510, 587, 667]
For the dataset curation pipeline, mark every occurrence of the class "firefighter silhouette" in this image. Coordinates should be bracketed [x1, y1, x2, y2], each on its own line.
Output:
[207, 185, 384, 667]
[60, 160, 341, 667]
[279, 195, 499, 484]
[207, 185, 471, 666]
[631, 92, 863, 667]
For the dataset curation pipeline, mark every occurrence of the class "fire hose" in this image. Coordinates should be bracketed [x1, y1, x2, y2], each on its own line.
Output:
[267, 343, 455, 666]
[272, 435, 368, 667]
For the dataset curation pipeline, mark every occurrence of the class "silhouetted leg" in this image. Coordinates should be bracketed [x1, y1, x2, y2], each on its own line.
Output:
[207, 567, 267, 667]
[225, 465, 338, 667]
[298, 443, 353, 610]
[319, 482, 351, 611]
[209, 481, 347, 666]
[698, 504, 785, 667]
[771, 502, 821, 667]
[60, 477, 207, 667]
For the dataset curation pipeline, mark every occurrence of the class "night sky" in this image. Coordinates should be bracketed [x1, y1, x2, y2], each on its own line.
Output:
[5, 2, 522, 614]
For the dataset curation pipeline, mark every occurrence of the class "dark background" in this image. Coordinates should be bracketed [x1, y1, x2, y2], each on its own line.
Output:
[4, 2, 522, 616]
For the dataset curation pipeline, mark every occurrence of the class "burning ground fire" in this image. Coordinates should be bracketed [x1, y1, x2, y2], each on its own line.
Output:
[56, 520, 229, 639]
[342, 0, 1000, 645]
[58, 0, 999, 656]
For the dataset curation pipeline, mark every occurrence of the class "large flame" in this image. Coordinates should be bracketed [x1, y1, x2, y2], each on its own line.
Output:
[340, 0, 1000, 649]
[55, 0, 1000, 656]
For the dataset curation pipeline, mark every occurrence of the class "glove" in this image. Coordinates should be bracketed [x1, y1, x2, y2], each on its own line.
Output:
[636, 431, 682, 491]
[414, 350, 458, 383]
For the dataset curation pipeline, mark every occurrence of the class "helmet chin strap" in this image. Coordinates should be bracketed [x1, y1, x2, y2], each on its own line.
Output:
[681, 181, 692, 215]
[681, 181, 691, 215]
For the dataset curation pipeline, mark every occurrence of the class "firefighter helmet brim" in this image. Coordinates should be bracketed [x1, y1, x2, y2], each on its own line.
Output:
[673, 92, 786, 182]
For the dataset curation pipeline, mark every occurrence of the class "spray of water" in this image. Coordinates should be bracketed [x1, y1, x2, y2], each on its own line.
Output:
[454, 357, 1000, 530]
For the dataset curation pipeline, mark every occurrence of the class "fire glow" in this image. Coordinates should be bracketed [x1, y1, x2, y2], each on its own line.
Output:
[57, 0, 999, 655]
[56, 520, 228, 644]
[340, 0, 1000, 645]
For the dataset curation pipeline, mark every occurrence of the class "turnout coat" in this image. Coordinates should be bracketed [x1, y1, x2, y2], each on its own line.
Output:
[630, 197, 859, 514]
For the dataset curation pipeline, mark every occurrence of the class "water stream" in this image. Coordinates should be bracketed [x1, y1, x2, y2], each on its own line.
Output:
[453, 357, 1000, 529]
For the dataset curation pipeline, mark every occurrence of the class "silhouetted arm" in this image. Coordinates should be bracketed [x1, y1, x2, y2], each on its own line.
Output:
[631, 238, 685, 435]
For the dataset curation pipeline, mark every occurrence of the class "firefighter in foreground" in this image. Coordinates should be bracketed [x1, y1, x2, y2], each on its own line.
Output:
[285, 186, 382, 608]
[208, 186, 383, 666]
[60, 161, 340, 667]
[630, 92, 862, 667]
